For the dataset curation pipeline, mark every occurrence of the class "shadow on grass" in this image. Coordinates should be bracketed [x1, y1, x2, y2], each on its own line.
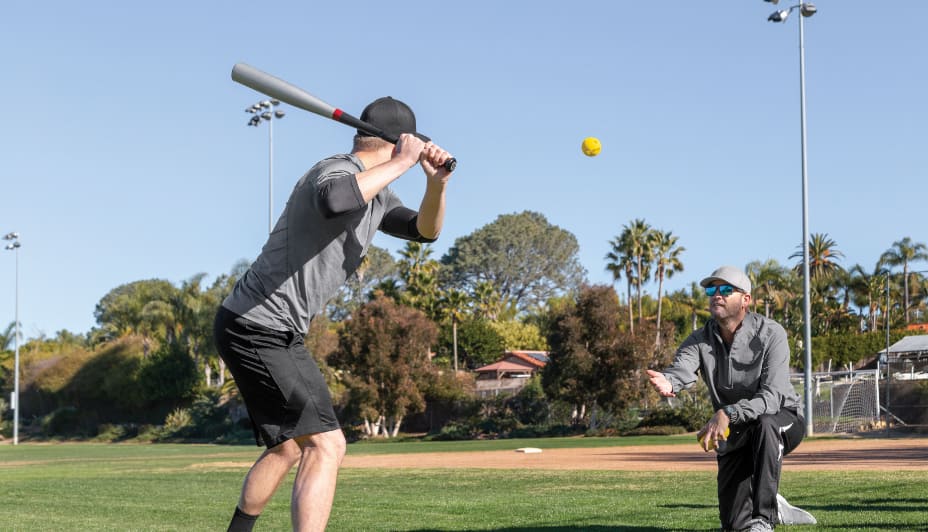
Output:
[659, 503, 715, 510]
[811, 526, 928, 531]
[410, 525, 700, 532]
[804, 496, 928, 513]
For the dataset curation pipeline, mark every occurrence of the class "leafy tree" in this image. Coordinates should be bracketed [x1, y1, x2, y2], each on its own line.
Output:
[94, 279, 178, 348]
[543, 285, 671, 428]
[305, 314, 343, 401]
[172, 273, 211, 374]
[332, 295, 438, 437]
[488, 320, 548, 351]
[746, 259, 790, 318]
[880, 237, 928, 323]
[438, 318, 505, 370]
[397, 242, 443, 320]
[328, 245, 397, 320]
[441, 211, 587, 313]
[667, 282, 708, 334]
[138, 340, 200, 406]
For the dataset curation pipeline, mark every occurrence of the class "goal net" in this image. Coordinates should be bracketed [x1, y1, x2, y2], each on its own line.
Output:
[790, 370, 881, 434]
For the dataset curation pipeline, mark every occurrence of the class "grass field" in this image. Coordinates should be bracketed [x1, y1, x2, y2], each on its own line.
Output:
[1, 438, 926, 531]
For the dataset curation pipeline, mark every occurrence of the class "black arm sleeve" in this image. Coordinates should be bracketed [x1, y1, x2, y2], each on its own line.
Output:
[318, 175, 366, 218]
[379, 206, 438, 243]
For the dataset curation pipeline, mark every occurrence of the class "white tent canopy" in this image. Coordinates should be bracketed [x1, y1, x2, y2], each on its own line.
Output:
[878, 335, 928, 356]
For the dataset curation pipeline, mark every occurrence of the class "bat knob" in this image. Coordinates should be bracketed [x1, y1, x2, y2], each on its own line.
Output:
[443, 158, 457, 172]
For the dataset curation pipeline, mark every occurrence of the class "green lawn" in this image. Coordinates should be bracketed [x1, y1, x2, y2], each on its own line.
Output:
[1, 439, 925, 531]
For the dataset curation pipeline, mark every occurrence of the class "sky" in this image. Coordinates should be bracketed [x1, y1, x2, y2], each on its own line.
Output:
[1, 1, 926, 339]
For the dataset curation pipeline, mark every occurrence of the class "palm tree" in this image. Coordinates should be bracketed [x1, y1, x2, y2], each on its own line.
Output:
[650, 230, 685, 346]
[849, 263, 889, 333]
[910, 272, 928, 323]
[605, 236, 636, 333]
[746, 259, 789, 318]
[789, 233, 845, 279]
[398, 242, 441, 319]
[789, 233, 845, 318]
[880, 237, 928, 323]
[440, 289, 471, 372]
[473, 280, 504, 321]
[619, 219, 653, 328]
[0, 321, 18, 352]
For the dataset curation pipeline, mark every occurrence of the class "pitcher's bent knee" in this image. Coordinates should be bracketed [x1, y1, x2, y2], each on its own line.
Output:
[295, 429, 347, 465]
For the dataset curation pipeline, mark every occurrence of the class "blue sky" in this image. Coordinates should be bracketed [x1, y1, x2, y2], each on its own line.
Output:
[1, 1, 926, 338]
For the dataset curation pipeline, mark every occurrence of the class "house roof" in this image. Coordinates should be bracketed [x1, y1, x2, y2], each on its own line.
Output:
[475, 360, 536, 373]
[879, 335, 928, 355]
[506, 350, 549, 368]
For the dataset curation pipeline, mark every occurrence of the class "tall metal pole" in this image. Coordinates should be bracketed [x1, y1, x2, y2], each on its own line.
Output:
[268, 111, 274, 234]
[885, 272, 891, 428]
[798, 7, 814, 437]
[246, 100, 284, 234]
[12, 244, 19, 445]
[4, 234, 21, 445]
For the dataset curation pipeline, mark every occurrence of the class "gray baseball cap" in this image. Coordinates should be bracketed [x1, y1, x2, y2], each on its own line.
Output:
[700, 265, 752, 294]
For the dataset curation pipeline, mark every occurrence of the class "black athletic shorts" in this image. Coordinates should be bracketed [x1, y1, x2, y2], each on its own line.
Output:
[213, 306, 340, 448]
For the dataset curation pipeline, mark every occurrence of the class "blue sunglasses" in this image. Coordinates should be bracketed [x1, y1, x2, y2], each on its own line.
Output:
[705, 284, 737, 297]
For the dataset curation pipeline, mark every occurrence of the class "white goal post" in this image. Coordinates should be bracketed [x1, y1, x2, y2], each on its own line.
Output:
[790, 370, 881, 434]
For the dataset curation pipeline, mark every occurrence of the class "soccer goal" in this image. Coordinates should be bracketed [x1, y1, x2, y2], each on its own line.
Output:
[790, 370, 881, 434]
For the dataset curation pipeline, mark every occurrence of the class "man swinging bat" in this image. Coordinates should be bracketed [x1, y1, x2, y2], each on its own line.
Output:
[214, 95, 455, 532]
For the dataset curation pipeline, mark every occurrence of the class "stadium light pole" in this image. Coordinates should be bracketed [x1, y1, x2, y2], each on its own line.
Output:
[883, 270, 891, 429]
[245, 99, 286, 234]
[4, 232, 21, 445]
[764, 0, 817, 437]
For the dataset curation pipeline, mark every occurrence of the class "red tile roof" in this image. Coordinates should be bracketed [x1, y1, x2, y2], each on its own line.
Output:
[475, 360, 536, 373]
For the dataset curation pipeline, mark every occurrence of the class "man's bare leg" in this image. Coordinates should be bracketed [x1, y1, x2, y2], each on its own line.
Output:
[238, 439, 302, 515]
[291, 429, 347, 532]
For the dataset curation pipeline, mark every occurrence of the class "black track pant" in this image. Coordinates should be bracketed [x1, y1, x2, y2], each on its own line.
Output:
[717, 409, 805, 529]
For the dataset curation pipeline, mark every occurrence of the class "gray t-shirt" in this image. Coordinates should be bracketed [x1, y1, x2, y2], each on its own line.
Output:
[222, 153, 404, 333]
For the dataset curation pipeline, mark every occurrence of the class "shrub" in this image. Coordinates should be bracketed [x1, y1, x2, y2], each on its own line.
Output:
[41, 406, 87, 437]
[93, 423, 139, 442]
[164, 408, 193, 433]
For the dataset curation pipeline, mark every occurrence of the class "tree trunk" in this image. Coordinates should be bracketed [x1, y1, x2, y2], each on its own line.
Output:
[452, 320, 459, 372]
[218, 357, 227, 387]
[204, 363, 213, 387]
[655, 271, 665, 346]
[627, 279, 635, 334]
[389, 415, 403, 437]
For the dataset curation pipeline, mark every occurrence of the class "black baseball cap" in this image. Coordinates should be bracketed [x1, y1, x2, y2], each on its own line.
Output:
[358, 96, 425, 141]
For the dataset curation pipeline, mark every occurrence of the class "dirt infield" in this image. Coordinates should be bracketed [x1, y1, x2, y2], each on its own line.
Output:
[342, 437, 928, 472]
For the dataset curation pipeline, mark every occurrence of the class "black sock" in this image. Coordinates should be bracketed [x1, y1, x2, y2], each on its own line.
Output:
[227, 506, 259, 532]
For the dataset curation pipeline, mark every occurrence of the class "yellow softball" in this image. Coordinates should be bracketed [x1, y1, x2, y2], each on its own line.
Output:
[581, 136, 601, 157]
[699, 427, 731, 451]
